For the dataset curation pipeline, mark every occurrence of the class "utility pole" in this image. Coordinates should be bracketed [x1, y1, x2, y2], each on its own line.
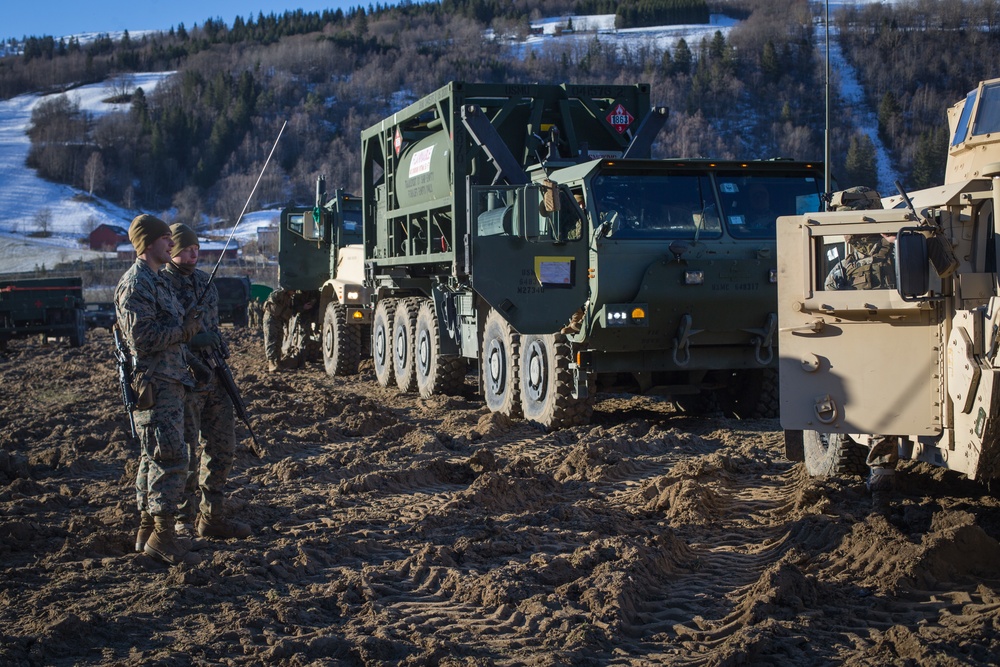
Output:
[824, 0, 832, 208]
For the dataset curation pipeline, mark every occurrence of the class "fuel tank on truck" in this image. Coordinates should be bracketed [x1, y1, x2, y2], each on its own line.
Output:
[395, 132, 453, 209]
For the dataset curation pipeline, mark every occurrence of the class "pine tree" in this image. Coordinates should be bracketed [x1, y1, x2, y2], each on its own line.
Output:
[843, 133, 879, 190]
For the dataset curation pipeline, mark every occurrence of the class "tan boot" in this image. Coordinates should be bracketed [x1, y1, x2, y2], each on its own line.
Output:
[197, 513, 251, 540]
[144, 516, 202, 566]
[267, 359, 280, 373]
[135, 511, 155, 553]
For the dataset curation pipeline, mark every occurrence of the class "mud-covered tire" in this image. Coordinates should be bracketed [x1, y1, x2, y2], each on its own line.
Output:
[482, 309, 522, 418]
[392, 298, 421, 393]
[520, 333, 593, 430]
[719, 368, 779, 419]
[803, 431, 869, 478]
[68, 310, 85, 348]
[322, 302, 362, 377]
[372, 299, 396, 388]
[784, 430, 805, 462]
[414, 299, 466, 398]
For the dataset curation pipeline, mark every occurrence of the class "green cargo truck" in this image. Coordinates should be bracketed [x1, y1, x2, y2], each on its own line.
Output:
[282, 81, 826, 428]
[0, 277, 86, 349]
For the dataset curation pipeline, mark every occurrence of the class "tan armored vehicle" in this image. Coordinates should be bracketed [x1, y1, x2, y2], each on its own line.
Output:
[778, 77, 1000, 483]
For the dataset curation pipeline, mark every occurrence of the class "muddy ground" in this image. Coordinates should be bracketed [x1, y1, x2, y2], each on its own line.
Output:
[2, 327, 1000, 666]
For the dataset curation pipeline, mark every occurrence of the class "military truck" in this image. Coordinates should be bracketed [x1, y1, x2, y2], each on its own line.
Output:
[0, 277, 86, 349]
[279, 186, 366, 374]
[215, 276, 251, 327]
[282, 82, 826, 428]
[778, 77, 1000, 481]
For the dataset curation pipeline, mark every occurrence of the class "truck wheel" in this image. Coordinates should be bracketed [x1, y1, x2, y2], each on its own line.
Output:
[69, 310, 85, 348]
[803, 431, 869, 478]
[520, 333, 593, 430]
[415, 299, 465, 398]
[323, 303, 361, 377]
[372, 299, 396, 387]
[392, 298, 421, 393]
[482, 309, 522, 418]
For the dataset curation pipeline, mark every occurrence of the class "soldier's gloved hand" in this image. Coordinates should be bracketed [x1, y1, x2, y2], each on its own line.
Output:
[182, 308, 203, 341]
[189, 331, 221, 350]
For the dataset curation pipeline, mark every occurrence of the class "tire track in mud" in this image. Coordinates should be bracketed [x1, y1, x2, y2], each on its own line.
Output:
[307, 410, 820, 664]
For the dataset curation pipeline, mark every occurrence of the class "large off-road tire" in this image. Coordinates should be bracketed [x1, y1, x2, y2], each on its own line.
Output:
[392, 298, 421, 393]
[372, 299, 396, 388]
[803, 431, 869, 478]
[718, 368, 779, 419]
[322, 302, 362, 377]
[519, 333, 593, 430]
[482, 309, 522, 418]
[414, 299, 466, 398]
[68, 309, 85, 348]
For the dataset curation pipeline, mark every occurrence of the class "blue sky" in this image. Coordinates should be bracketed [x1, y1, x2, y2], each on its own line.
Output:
[5, 1, 429, 42]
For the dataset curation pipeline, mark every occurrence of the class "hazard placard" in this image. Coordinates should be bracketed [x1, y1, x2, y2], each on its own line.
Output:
[394, 126, 403, 156]
[606, 103, 634, 134]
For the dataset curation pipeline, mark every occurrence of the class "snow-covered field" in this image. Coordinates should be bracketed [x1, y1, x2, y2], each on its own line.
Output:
[0, 71, 280, 273]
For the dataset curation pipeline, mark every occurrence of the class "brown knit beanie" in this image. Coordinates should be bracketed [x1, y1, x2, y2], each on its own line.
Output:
[169, 223, 200, 257]
[128, 214, 171, 256]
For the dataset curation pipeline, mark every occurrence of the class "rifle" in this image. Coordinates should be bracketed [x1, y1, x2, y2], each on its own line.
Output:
[201, 336, 264, 458]
[112, 324, 138, 440]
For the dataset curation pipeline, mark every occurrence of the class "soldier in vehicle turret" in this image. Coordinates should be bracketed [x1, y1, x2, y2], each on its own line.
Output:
[823, 186, 899, 513]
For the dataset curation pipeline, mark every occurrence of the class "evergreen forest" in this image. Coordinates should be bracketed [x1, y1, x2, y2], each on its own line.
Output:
[2, 0, 1000, 227]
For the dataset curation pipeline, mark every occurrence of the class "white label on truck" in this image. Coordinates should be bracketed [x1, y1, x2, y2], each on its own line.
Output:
[536, 257, 573, 286]
[409, 146, 434, 177]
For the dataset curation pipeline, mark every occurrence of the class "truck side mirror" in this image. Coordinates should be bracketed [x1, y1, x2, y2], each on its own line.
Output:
[895, 228, 929, 301]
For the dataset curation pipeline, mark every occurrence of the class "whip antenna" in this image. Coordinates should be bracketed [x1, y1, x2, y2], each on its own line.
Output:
[205, 120, 287, 289]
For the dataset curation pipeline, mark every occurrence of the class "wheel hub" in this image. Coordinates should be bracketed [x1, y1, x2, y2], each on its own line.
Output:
[486, 340, 505, 393]
[526, 340, 546, 402]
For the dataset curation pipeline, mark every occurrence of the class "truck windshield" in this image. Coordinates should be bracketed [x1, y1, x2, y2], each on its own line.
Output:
[591, 172, 721, 239]
[715, 172, 824, 239]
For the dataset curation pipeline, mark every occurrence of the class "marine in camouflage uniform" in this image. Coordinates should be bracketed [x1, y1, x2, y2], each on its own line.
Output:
[262, 288, 317, 371]
[824, 187, 900, 513]
[162, 223, 251, 541]
[114, 214, 201, 566]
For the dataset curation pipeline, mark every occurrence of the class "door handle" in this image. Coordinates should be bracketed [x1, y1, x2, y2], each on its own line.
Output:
[779, 320, 825, 334]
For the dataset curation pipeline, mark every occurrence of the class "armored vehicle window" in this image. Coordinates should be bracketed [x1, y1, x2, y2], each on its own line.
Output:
[591, 173, 720, 239]
[972, 81, 1000, 137]
[819, 233, 897, 291]
[716, 173, 823, 239]
[287, 213, 304, 237]
[953, 89, 977, 146]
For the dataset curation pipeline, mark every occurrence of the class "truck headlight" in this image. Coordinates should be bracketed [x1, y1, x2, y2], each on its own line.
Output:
[684, 270, 704, 285]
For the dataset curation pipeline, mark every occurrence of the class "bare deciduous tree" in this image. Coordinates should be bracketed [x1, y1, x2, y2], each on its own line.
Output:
[33, 207, 53, 236]
[84, 152, 105, 196]
[104, 72, 136, 102]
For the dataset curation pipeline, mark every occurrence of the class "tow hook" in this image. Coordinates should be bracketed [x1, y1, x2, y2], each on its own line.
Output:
[745, 313, 777, 365]
[672, 313, 702, 367]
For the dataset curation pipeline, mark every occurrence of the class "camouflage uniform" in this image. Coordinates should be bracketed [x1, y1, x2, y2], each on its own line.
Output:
[263, 288, 320, 369]
[162, 264, 236, 523]
[824, 235, 897, 291]
[262, 288, 294, 368]
[114, 259, 194, 519]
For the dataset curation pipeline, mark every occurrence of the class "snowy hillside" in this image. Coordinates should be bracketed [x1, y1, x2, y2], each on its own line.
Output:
[0, 5, 898, 273]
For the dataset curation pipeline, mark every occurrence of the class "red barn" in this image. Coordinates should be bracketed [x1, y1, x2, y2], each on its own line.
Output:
[89, 223, 129, 251]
